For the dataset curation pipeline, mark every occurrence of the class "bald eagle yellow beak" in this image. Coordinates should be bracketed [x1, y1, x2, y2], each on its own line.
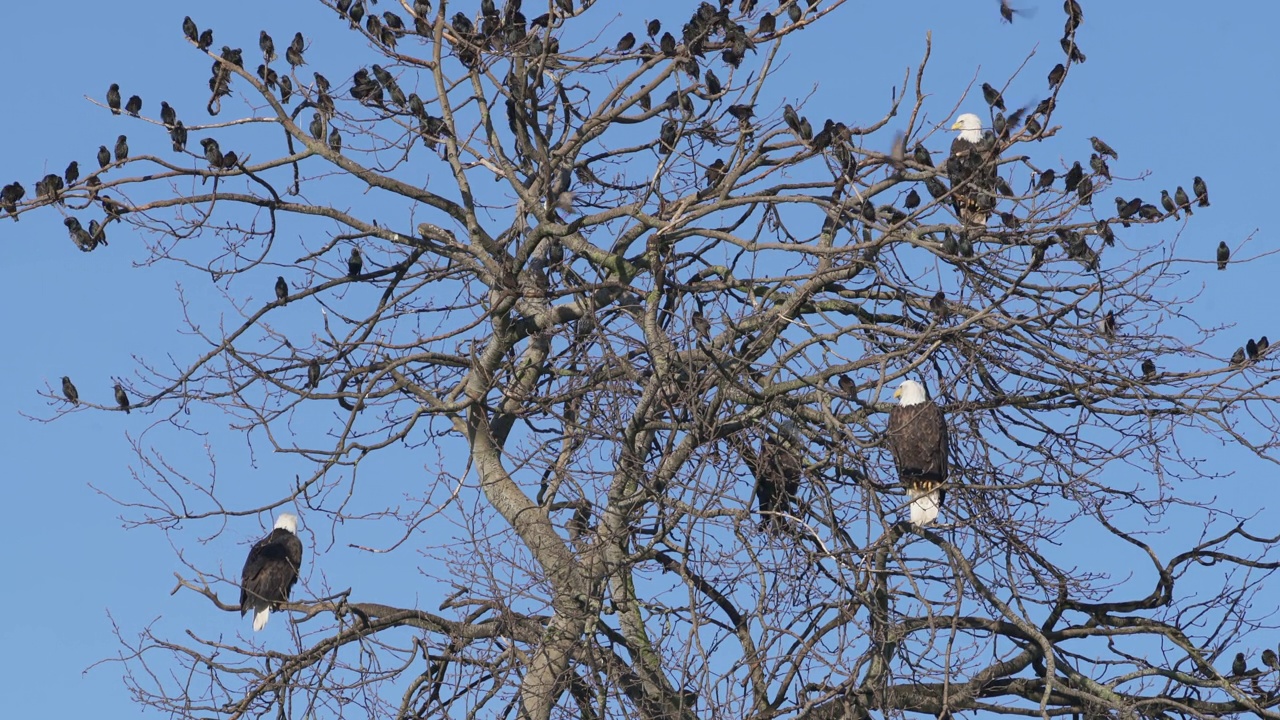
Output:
[950, 119, 963, 130]
[893, 387, 903, 398]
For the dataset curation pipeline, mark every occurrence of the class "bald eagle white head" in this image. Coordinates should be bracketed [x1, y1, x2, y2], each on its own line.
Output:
[887, 380, 950, 526]
[947, 113, 999, 227]
[240, 513, 304, 632]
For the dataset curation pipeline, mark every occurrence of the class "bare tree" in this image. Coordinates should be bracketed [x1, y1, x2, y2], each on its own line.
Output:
[14, 1, 1280, 719]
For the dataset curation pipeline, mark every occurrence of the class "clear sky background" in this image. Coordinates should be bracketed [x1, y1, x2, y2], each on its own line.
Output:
[1, 1, 1277, 717]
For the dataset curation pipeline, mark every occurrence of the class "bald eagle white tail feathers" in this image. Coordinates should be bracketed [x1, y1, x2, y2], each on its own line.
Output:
[908, 486, 943, 527]
[253, 607, 272, 632]
[887, 380, 951, 527]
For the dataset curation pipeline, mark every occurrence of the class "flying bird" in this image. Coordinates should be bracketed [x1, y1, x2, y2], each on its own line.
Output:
[886, 380, 950, 527]
[275, 276, 289, 303]
[1193, 176, 1210, 207]
[61, 376, 79, 405]
[239, 513, 304, 632]
[947, 113, 999, 227]
[114, 383, 131, 413]
[999, 0, 1032, 23]
[107, 84, 121, 114]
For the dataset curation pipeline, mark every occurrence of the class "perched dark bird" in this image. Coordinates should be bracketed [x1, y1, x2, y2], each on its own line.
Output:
[170, 121, 188, 152]
[1259, 337, 1271, 355]
[727, 104, 754, 123]
[307, 358, 321, 390]
[125, 95, 142, 117]
[1090, 136, 1117, 160]
[347, 246, 363, 278]
[114, 135, 129, 162]
[1264, 649, 1278, 670]
[705, 158, 725, 188]
[616, 31, 635, 52]
[198, 28, 214, 51]
[691, 311, 710, 339]
[704, 68, 722, 96]
[1193, 176, 1210, 207]
[183, 16, 199, 44]
[309, 113, 325, 140]
[1247, 338, 1260, 360]
[64, 217, 95, 251]
[1160, 190, 1177, 218]
[1048, 63, 1065, 89]
[114, 383, 131, 414]
[160, 101, 177, 128]
[259, 31, 276, 63]
[1137, 203, 1161, 220]
[1141, 358, 1156, 381]
[64, 161, 79, 186]
[1089, 153, 1111, 180]
[328, 126, 342, 153]
[201, 137, 224, 167]
[221, 151, 239, 169]
[782, 104, 802, 135]
[659, 31, 676, 56]
[1063, 162, 1083, 192]
[1076, 176, 1093, 205]
[1117, 197, 1142, 221]
[836, 374, 856, 397]
[97, 145, 111, 169]
[107, 84, 121, 114]
[787, 1, 802, 22]
[1096, 220, 1116, 247]
[929, 290, 947, 317]
[1233, 653, 1248, 676]
[888, 380, 950, 526]
[1174, 186, 1192, 215]
[239, 513, 304, 632]
[275, 276, 289, 303]
[1231, 347, 1247, 367]
[1099, 310, 1118, 338]
[904, 188, 920, 210]
[646, 18, 661, 37]
[757, 12, 776, 34]
[61, 376, 80, 405]
[278, 75, 293, 104]
[981, 82, 1005, 111]
[286, 32, 305, 67]
[659, 119, 679, 153]
[1024, 115, 1042, 138]
[1037, 169, 1055, 189]
[88, 219, 107, 247]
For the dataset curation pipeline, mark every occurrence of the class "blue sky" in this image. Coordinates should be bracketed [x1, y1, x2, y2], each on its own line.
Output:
[1, 1, 1277, 717]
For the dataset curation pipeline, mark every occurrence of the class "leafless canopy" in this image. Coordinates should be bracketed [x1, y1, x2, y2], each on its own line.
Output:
[17, 0, 1280, 718]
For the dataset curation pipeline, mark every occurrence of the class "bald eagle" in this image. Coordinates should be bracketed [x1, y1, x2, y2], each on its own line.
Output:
[240, 513, 304, 632]
[947, 113, 999, 227]
[886, 380, 950, 526]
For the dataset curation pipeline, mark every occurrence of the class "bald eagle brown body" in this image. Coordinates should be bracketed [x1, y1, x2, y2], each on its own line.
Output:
[887, 381, 950, 526]
[240, 514, 304, 631]
[947, 114, 1000, 228]
[734, 431, 802, 531]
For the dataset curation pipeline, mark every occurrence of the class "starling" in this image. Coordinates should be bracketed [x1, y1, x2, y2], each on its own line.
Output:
[220, 46, 244, 68]
[1117, 197, 1142, 220]
[309, 113, 325, 140]
[691, 311, 710, 339]
[757, 12, 775, 34]
[259, 31, 276, 63]
[912, 144, 933, 168]
[787, 2, 802, 22]
[1076, 176, 1093, 205]
[616, 32, 635, 52]
[1099, 310, 1117, 338]
[1048, 63, 1065, 89]
[904, 188, 920, 210]
[1160, 190, 1177, 218]
[107, 84, 121, 114]
[1141, 358, 1156, 381]
[221, 151, 239, 169]
[328, 126, 342, 153]
[659, 31, 676, 56]
[307, 358, 321, 389]
[727, 104, 754, 123]
[704, 68, 722, 96]
[1259, 337, 1271, 355]
[279, 75, 293, 104]
[97, 145, 111, 169]
[64, 161, 79, 186]
[1193, 176, 1210, 207]
[183, 16, 199, 44]
[1037, 169, 1055, 189]
[201, 138, 223, 167]
[125, 95, 142, 117]
[836, 374, 856, 396]
[782, 104, 802, 135]
[170, 121, 188, 152]
[1063, 162, 1083, 192]
[286, 32, 306, 67]
[1264, 649, 1278, 670]
[1247, 338, 1259, 360]
[1096, 220, 1115, 247]
[1024, 115, 1042, 138]
[275, 276, 289, 303]
[1174, 186, 1192, 215]
[114, 383, 131, 414]
[929, 290, 947, 316]
[659, 119, 678, 153]
[1137, 204, 1161, 220]
[705, 158, 725, 187]
[1089, 153, 1111, 180]
[198, 29, 214, 51]
[1090, 136, 1117, 160]
[64, 217, 95, 251]
[981, 82, 1005, 111]
[1233, 653, 1248, 676]
[1230, 347, 1246, 367]
[348, 246, 363, 278]
[114, 135, 129, 162]
[88, 219, 107, 247]
[160, 101, 177, 128]
[61, 376, 80, 405]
